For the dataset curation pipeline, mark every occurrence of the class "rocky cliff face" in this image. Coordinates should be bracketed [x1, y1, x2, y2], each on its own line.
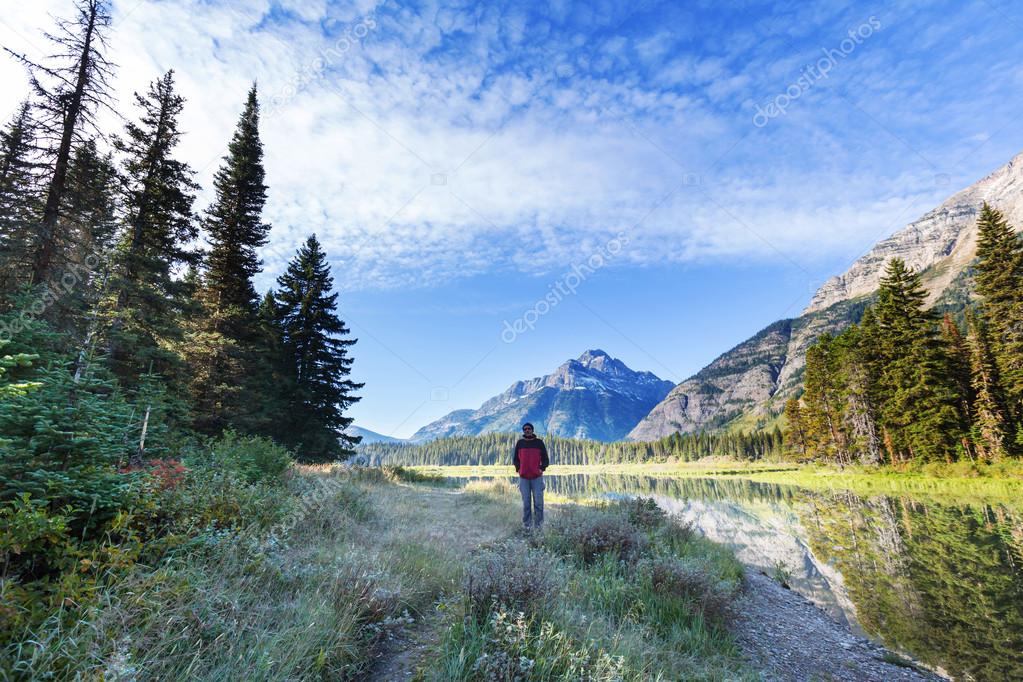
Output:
[410, 350, 674, 442]
[631, 151, 1023, 441]
[626, 300, 865, 441]
[805, 151, 1023, 314]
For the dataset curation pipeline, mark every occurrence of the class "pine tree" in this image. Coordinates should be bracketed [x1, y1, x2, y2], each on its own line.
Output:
[188, 85, 271, 435]
[801, 334, 847, 462]
[0, 102, 42, 295]
[873, 258, 966, 462]
[783, 397, 808, 459]
[250, 289, 290, 439]
[202, 83, 269, 323]
[63, 139, 119, 257]
[973, 202, 1023, 422]
[52, 139, 120, 340]
[941, 313, 974, 426]
[5, 0, 116, 286]
[105, 71, 198, 388]
[836, 318, 882, 465]
[966, 310, 1013, 461]
[273, 235, 362, 461]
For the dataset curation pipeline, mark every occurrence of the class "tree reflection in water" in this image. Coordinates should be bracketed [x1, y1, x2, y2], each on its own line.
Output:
[456, 473, 1023, 680]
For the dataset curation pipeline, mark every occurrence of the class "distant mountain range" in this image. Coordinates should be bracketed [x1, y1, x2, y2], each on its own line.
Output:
[345, 425, 404, 445]
[406, 152, 1023, 444]
[628, 151, 1023, 440]
[410, 350, 674, 442]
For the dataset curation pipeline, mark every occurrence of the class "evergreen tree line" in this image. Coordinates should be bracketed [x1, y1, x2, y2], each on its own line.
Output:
[785, 203, 1023, 465]
[362, 427, 784, 466]
[0, 0, 362, 476]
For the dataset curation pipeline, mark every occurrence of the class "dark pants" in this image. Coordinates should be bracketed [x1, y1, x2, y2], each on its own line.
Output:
[519, 476, 544, 528]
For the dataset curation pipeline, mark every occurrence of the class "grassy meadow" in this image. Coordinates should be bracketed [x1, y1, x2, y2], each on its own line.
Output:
[3, 464, 752, 681]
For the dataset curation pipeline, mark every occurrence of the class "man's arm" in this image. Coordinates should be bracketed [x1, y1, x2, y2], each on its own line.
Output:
[512, 440, 520, 472]
[540, 440, 549, 471]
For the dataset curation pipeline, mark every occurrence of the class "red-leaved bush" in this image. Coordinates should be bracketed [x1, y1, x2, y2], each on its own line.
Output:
[121, 459, 187, 490]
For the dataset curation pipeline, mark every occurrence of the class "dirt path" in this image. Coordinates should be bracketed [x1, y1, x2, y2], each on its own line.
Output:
[733, 571, 944, 681]
[361, 485, 517, 681]
[366, 607, 446, 681]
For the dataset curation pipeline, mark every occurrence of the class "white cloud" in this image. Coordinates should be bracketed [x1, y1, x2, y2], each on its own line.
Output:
[0, 0, 1019, 294]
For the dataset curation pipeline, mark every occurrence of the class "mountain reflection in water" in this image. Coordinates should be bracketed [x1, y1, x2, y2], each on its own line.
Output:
[457, 473, 1023, 681]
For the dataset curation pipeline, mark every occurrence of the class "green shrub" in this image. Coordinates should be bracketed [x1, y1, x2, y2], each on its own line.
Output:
[612, 496, 667, 528]
[158, 467, 292, 537]
[0, 495, 75, 639]
[0, 494, 72, 580]
[541, 507, 647, 565]
[639, 555, 736, 624]
[462, 542, 560, 617]
[189, 431, 293, 485]
[438, 606, 629, 681]
[380, 464, 447, 485]
[653, 517, 696, 549]
[569, 553, 645, 625]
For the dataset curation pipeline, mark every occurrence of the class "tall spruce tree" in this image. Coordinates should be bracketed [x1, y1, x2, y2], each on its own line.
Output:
[105, 71, 198, 388]
[0, 102, 42, 295]
[973, 203, 1023, 424]
[50, 139, 120, 343]
[5, 0, 116, 286]
[835, 319, 883, 465]
[966, 310, 1013, 460]
[273, 235, 362, 461]
[202, 83, 269, 321]
[251, 289, 291, 437]
[187, 85, 271, 435]
[783, 397, 808, 459]
[942, 312, 974, 428]
[62, 139, 119, 259]
[872, 258, 966, 462]
[801, 334, 848, 462]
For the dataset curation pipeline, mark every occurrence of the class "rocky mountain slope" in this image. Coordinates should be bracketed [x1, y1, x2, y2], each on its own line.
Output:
[410, 350, 674, 442]
[807, 151, 1023, 313]
[629, 151, 1023, 441]
[627, 300, 865, 440]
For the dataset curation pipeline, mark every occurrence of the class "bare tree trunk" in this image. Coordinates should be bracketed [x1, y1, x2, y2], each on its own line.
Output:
[137, 404, 151, 462]
[32, 1, 99, 285]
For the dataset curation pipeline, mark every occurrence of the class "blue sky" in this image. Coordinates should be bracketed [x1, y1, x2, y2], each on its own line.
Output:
[3, 0, 1023, 436]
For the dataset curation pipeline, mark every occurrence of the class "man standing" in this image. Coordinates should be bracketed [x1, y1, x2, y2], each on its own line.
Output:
[513, 422, 549, 530]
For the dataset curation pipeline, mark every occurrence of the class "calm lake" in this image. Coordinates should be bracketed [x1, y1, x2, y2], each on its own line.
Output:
[459, 473, 1023, 681]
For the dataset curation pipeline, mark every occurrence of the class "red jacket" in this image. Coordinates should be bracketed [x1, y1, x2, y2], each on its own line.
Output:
[513, 437, 549, 479]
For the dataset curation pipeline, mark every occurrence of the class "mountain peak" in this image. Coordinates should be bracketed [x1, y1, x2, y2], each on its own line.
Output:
[576, 349, 613, 369]
[410, 350, 674, 442]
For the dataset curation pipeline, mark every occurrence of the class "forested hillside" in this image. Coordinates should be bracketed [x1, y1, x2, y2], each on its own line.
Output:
[786, 204, 1023, 466]
[363, 428, 784, 466]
